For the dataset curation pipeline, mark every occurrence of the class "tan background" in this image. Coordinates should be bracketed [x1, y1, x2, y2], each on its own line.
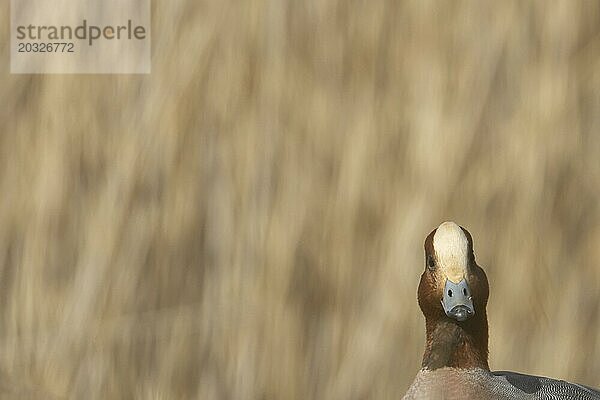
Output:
[1, 1, 600, 399]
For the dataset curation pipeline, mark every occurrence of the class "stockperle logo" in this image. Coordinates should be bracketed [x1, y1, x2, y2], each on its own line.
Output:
[11, 0, 150, 74]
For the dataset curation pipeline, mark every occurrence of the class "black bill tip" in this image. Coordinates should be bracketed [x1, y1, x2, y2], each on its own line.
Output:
[447, 305, 474, 322]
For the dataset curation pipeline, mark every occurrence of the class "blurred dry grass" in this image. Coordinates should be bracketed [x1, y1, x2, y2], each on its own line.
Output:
[1, 0, 600, 399]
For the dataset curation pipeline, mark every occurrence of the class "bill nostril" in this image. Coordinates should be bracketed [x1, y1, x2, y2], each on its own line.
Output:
[442, 279, 475, 321]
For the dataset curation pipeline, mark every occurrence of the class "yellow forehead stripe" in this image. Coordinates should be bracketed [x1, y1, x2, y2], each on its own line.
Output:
[433, 222, 469, 283]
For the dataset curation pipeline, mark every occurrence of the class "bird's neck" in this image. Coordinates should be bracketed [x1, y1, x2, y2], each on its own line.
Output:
[421, 313, 489, 370]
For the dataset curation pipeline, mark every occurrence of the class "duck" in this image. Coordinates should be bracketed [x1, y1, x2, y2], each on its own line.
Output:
[403, 221, 600, 400]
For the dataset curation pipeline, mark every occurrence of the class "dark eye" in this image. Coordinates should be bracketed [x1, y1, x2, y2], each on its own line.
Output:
[427, 255, 436, 270]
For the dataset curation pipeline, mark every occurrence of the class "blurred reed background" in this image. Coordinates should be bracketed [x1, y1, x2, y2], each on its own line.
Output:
[1, 1, 600, 399]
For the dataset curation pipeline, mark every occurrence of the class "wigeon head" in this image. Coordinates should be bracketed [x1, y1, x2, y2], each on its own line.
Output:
[418, 221, 490, 370]
[405, 222, 600, 399]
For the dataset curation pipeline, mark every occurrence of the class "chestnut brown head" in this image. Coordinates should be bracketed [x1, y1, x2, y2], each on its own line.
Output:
[418, 222, 489, 324]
